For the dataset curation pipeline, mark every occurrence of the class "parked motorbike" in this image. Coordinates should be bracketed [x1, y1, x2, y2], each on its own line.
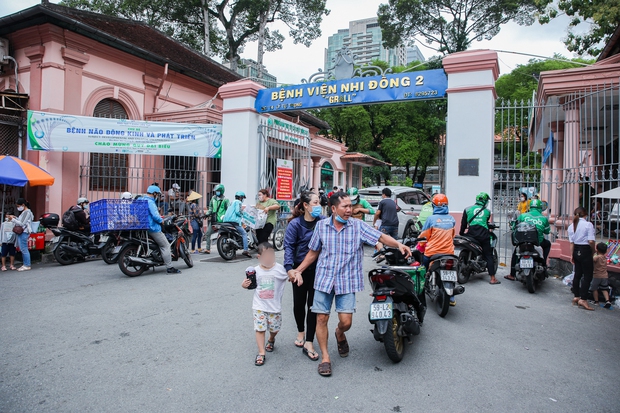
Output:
[117, 215, 193, 277]
[369, 240, 426, 362]
[50, 227, 110, 265]
[454, 223, 499, 284]
[100, 230, 131, 264]
[424, 247, 464, 318]
[512, 222, 547, 293]
[216, 222, 258, 260]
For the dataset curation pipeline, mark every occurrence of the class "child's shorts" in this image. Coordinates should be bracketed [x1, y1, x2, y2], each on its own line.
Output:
[1, 243, 16, 258]
[590, 278, 609, 290]
[253, 310, 282, 333]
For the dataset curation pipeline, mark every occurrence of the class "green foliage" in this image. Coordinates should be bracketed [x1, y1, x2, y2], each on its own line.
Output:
[362, 151, 391, 186]
[539, 0, 620, 56]
[377, 0, 551, 54]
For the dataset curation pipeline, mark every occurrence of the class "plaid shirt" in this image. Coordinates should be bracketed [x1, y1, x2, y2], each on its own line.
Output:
[309, 217, 382, 295]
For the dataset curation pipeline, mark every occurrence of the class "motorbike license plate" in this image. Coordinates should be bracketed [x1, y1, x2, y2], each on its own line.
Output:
[520, 258, 534, 269]
[51, 236, 59, 243]
[112, 246, 122, 254]
[369, 302, 392, 320]
[440, 270, 457, 282]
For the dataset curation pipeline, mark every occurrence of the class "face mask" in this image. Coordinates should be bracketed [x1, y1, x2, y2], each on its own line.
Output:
[215, 191, 221, 197]
[310, 205, 322, 218]
[83, 205, 89, 210]
[352, 199, 359, 205]
[334, 214, 348, 224]
[17, 206, 24, 212]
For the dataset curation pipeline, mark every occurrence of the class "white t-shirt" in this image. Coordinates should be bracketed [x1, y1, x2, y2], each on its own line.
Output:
[252, 263, 288, 313]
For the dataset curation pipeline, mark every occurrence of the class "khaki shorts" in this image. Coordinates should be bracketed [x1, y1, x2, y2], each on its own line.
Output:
[590, 278, 609, 291]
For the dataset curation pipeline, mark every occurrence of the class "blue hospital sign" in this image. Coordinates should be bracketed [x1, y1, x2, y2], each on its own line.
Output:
[255, 69, 448, 113]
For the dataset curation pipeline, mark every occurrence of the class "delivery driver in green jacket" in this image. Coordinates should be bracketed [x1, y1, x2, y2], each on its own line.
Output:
[460, 192, 500, 285]
[348, 187, 375, 222]
[505, 199, 551, 281]
[204, 184, 229, 254]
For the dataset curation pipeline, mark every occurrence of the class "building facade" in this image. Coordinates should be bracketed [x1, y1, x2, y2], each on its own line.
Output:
[228, 58, 278, 88]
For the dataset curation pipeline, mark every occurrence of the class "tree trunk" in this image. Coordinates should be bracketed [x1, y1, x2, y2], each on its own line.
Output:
[411, 160, 420, 183]
[201, 0, 210, 56]
[257, 9, 268, 81]
[405, 162, 410, 178]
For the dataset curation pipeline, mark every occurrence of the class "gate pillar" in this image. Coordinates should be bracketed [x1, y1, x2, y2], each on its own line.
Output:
[219, 80, 264, 203]
[443, 50, 499, 225]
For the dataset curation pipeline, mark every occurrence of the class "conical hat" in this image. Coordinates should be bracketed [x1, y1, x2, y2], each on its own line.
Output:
[186, 191, 203, 201]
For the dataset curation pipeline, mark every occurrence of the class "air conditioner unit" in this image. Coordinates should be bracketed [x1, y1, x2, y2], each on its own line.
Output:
[0, 38, 9, 65]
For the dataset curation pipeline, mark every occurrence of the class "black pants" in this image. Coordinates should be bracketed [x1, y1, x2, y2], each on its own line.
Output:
[292, 265, 316, 343]
[473, 235, 496, 276]
[510, 239, 551, 277]
[255, 223, 274, 245]
[572, 245, 593, 300]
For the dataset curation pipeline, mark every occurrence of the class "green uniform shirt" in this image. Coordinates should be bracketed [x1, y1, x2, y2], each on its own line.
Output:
[517, 209, 550, 244]
[418, 202, 433, 226]
[464, 203, 491, 229]
[257, 198, 279, 227]
[209, 196, 230, 223]
[352, 198, 375, 221]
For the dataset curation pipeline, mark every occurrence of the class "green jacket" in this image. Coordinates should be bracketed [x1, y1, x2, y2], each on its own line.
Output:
[460, 202, 491, 238]
[418, 202, 433, 226]
[517, 209, 550, 244]
[352, 198, 375, 221]
[209, 196, 230, 223]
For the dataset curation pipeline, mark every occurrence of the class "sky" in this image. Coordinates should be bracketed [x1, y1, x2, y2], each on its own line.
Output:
[1, 0, 584, 84]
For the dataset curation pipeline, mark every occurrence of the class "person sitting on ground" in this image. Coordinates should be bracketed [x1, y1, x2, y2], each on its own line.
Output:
[241, 242, 303, 366]
[591, 242, 612, 309]
[223, 191, 251, 258]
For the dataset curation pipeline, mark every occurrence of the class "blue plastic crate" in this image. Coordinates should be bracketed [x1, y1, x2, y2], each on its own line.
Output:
[90, 199, 151, 233]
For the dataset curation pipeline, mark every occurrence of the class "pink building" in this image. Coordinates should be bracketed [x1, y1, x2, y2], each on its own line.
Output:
[0, 2, 380, 218]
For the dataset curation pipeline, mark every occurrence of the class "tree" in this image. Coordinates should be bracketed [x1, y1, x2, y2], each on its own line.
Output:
[539, 0, 620, 57]
[377, 0, 551, 54]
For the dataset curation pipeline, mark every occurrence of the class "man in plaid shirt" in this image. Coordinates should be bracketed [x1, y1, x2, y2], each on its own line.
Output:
[293, 192, 411, 377]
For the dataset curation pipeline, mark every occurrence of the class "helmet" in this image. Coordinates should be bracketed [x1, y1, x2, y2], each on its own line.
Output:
[475, 192, 490, 205]
[77, 197, 89, 205]
[147, 185, 161, 194]
[529, 199, 543, 211]
[235, 191, 246, 199]
[120, 192, 133, 200]
[214, 184, 225, 195]
[172, 183, 180, 190]
[431, 193, 449, 207]
[347, 187, 359, 202]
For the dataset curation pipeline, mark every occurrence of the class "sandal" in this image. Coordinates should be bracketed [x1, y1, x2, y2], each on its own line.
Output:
[318, 362, 332, 376]
[335, 332, 349, 357]
[504, 275, 516, 281]
[10, 266, 16, 270]
[265, 340, 275, 352]
[294, 338, 305, 348]
[489, 280, 501, 285]
[1, 266, 6, 272]
[303, 347, 319, 361]
[17, 266, 31, 272]
[254, 354, 265, 366]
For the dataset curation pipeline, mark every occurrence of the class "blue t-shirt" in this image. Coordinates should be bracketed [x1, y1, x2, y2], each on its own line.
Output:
[222, 199, 243, 224]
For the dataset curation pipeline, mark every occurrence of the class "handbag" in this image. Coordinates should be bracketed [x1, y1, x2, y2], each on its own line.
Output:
[12, 225, 24, 235]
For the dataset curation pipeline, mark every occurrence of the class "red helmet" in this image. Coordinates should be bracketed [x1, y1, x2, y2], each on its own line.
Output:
[432, 193, 449, 207]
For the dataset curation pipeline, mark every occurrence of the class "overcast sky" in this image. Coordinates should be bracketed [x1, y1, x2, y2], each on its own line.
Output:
[1, 0, 583, 84]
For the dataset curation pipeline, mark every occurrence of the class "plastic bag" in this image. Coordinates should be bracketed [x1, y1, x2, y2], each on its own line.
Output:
[563, 272, 574, 287]
[242, 206, 267, 229]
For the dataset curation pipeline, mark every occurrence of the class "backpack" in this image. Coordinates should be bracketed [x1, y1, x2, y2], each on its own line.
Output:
[320, 194, 328, 207]
[62, 207, 79, 230]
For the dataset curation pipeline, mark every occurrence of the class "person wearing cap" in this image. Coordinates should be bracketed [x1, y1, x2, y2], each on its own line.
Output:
[141, 185, 181, 274]
[348, 187, 374, 222]
[168, 183, 181, 214]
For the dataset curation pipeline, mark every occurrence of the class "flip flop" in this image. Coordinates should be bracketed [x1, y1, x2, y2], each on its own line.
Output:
[265, 340, 275, 352]
[254, 354, 265, 366]
[318, 362, 331, 376]
[303, 347, 319, 361]
[489, 280, 501, 285]
[504, 275, 516, 281]
[294, 339, 305, 348]
[335, 332, 349, 357]
[1, 267, 6, 272]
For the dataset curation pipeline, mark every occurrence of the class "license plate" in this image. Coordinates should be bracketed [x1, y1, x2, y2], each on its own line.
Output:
[440, 270, 457, 281]
[365, 215, 374, 222]
[112, 246, 122, 254]
[99, 235, 108, 242]
[51, 236, 59, 243]
[370, 302, 392, 320]
[520, 258, 534, 269]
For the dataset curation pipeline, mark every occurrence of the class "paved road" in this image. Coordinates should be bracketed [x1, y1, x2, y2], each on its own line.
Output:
[1, 249, 619, 413]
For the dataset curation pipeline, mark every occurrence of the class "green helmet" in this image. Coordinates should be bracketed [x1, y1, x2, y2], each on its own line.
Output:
[214, 184, 225, 195]
[529, 199, 543, 211]
[347, 187, 359, 203]
[476, 192, 490, 205]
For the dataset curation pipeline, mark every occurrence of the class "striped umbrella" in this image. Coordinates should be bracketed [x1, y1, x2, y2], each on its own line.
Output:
[0, 155, 55, 219]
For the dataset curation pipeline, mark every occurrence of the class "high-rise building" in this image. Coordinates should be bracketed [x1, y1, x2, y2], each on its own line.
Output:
[406, 45, 425, 64]
[324, 17, 420, 72]
[228, 58, 278, 88]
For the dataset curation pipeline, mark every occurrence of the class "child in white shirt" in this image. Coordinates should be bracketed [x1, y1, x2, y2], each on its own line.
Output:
[242, 242, 302, 366]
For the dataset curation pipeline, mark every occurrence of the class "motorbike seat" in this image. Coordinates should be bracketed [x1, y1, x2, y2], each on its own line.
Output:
[428, 253, 459, 262]
[455, 234, 482, 246]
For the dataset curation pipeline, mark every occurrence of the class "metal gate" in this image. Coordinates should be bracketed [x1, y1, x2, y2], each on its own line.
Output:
[493, 82, 620, 265]
[257, 119, 312, 208]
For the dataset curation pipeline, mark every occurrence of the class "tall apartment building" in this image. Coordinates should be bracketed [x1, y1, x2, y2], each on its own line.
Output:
[324, 17, 424, 72]
[228, 58, 278, 88]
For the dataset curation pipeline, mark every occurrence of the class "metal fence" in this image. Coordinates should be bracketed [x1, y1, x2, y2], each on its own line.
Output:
[492, 82, 620, 265]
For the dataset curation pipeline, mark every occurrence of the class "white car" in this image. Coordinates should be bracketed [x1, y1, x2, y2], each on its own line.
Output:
[358, 186, 432, 239]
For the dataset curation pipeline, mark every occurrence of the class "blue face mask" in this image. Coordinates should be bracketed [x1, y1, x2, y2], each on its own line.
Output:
[215, 191, 221, 197]
[334, 214, 348, 224]
[310, 205, 322, 218]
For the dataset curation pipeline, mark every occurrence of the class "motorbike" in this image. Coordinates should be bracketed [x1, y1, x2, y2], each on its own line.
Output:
[423, 245, 464, 318]
[50, 226, 111, 265]
[216, 222, 258, 260]
[100, 230, 131, 264]
[454, 223, 499, 284]
[512, 222, 547, 293]
[117, 215, 193, 277]
[369, 240, 426, 362]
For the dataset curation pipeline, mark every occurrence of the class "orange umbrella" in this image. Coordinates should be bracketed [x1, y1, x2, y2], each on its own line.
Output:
[0, 155, 55, 186]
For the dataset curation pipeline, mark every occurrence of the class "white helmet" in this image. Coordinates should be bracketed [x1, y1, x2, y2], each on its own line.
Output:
[121, 192, 133, 200]
[77, 197, 89, 205]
